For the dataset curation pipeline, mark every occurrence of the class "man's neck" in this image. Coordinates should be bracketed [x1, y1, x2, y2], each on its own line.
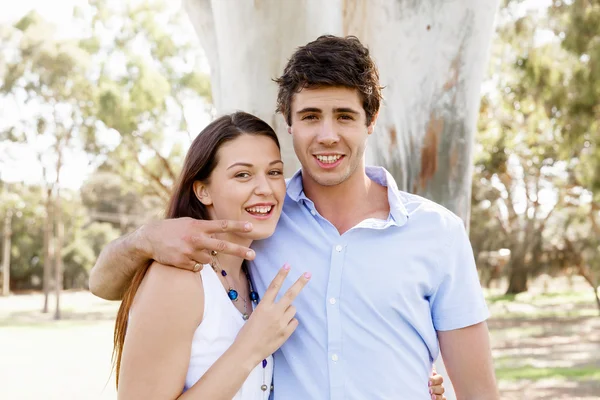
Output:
[302, 166, 389, 234]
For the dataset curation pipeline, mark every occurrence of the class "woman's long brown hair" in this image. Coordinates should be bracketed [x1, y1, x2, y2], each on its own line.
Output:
[112, 112, 280, 388]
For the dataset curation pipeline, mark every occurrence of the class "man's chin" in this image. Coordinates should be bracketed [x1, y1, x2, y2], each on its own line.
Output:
[308, 170, 349, 187]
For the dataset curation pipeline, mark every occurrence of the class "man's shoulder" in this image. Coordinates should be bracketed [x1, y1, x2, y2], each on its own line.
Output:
[397, 190, 464, 232]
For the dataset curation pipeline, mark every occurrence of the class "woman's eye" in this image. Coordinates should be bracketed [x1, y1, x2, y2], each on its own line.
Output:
[235, 172, 250, 178]
[269, 170, 283, 176]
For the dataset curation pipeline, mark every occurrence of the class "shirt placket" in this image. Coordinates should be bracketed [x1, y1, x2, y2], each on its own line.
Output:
[326, 241, 345, 399]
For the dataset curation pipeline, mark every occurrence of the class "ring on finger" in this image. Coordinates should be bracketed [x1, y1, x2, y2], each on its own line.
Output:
[193, 262, 202, 272]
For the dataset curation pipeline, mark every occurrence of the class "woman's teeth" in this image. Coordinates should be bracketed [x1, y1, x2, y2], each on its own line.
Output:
[316, 155, 342, 164]
[245, 206, 272, 215]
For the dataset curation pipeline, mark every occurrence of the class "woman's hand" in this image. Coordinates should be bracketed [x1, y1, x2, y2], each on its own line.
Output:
[429, 369, 446, 400]
[233, 264, 310, 365]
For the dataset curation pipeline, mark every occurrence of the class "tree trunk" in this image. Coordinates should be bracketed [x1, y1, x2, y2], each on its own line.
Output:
[53, 142, 65, 321]
[54, 187, 63, 320]
[593, 286, 600, 317]
[506, 268, 528, 294]
[347, 1, 499, 223]
[1, 209, 12, 296]
[506, 255, 529, 295]
[43, 187, 54, 313]
[184, 0, 499, 224]
[577, 263, 600, 316]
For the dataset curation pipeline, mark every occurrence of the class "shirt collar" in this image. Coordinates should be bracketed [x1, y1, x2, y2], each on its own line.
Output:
[286, 166, 409, 227]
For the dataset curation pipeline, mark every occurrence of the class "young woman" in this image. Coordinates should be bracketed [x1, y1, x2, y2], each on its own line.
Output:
[112, 112, 446, 399]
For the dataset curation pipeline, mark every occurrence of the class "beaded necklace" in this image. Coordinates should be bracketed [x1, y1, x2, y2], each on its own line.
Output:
[210, 251, 273, 395]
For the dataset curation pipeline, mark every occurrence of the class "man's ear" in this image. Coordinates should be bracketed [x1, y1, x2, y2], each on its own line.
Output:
[367, 111, 380, 135]
[193, 181, 212, 206]
[287, 125, 292, 135]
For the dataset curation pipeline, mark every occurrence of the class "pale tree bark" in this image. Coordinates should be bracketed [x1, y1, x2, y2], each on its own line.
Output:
[183, 0, 343, 176]
[42, 186, 54, 313]
[346, 0, 500, 222]
[184, 1, 500, 398]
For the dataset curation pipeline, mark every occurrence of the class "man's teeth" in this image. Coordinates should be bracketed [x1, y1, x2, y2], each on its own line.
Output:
[316, 155, 342, 164]
[246, 206, 272, 214]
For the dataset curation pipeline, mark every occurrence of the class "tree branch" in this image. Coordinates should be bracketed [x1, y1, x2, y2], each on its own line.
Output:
[123, 140, 171, 198]
[134, 133, 177, 183]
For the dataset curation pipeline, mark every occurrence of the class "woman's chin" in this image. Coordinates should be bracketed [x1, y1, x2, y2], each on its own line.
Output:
[242, 225, 277, 241]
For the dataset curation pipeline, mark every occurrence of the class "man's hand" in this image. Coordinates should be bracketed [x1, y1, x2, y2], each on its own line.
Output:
[140, 218, 256, 271]
[89, 218, 256, 300]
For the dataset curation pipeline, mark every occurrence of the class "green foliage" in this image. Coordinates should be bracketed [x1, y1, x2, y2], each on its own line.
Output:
[86, 0, 211, 198]
[1, 182, 123, 290]
[472, 2, 600, 292]
[0, 2, 211, 291]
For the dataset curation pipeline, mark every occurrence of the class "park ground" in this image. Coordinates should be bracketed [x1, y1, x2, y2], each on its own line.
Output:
[0, 276, 599, 399]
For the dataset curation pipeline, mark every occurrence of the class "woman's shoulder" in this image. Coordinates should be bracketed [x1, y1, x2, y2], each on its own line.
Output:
[133, 261, 205, 324]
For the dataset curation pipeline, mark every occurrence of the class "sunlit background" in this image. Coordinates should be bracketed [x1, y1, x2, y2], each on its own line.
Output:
[0, 0, 599, 399]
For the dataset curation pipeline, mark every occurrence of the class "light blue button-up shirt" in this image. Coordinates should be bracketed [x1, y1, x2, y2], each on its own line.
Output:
[249, 166, 489, 399]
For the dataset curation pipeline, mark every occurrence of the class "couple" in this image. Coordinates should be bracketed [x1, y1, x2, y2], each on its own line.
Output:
[90, 35, 498, 399]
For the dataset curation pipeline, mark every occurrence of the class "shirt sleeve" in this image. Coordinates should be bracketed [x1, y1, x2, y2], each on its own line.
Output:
[430, 216, 490, 331]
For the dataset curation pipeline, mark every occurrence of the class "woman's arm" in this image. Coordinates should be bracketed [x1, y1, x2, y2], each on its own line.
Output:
[118, 262, 310, 400]
[117, 262, 259, 400]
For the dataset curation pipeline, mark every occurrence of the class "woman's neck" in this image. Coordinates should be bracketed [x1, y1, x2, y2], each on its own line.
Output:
[211, 232, 252, 280]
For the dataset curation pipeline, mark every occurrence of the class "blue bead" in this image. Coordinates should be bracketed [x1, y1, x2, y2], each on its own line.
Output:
[250, 291, 259, 301]
[228, 290, 238, 300]
[262, 359, 268, 368]
[221, 270, 227, 277]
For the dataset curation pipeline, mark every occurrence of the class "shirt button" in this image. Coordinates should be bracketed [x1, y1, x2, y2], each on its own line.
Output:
[335, 245, 343, 252]
[311, 209, 316, 216]
[329, 297, 336, 305]
[331, 354, 339, 362]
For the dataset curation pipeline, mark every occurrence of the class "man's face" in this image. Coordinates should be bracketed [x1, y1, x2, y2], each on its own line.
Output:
[289, 86, 376, 188]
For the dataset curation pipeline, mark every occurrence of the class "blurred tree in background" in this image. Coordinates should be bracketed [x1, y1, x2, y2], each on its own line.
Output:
[473, 0, 599, 305]
[0, 0, 210, 318]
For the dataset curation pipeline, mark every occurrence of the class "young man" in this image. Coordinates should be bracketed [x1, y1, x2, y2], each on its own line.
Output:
[90, 35, 498, 399]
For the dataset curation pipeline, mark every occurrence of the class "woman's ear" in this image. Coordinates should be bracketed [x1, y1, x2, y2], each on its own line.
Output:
[193, 181, 213, 206]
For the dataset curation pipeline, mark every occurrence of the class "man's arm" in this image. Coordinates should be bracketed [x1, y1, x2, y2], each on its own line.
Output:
[89, 228, 149, 300]
[89, 218, 257, 300]
[438, 322, 499, 400]
[429, 214, 497, 399]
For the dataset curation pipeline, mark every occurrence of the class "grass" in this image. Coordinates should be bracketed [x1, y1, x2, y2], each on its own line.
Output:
[496, 366, 600, 381]
[1, 280, 599, 399]
[486, 294, 517, 303]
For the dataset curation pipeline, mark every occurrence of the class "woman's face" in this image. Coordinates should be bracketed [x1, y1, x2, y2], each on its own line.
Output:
[195, 134, 286, 241]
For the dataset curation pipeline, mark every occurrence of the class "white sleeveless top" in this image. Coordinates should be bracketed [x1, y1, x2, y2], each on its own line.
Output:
[183, 265, 273, 399]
